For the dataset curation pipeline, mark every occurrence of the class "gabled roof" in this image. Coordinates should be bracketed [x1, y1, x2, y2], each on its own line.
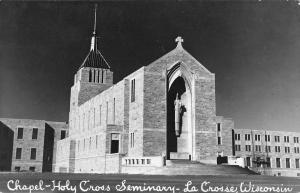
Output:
[79, 49, 110, 69]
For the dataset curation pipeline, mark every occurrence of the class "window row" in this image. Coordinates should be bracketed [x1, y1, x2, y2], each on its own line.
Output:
[14, 166, 36, 172]
[245, 157, 300, 169]
[88, 69, 107, 83]
[74, 99, 116, 131]
[17, 128, 38, 140]
[235, 145, 300, 153]
[235, 133, 299, 143]
[15, 148, 36, 160]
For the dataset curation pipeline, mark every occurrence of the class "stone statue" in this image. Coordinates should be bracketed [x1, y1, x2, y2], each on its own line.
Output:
[174, 93, 182, 137]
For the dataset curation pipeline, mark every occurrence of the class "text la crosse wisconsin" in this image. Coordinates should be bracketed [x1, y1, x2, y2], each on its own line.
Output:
[6, 179, 293, 193]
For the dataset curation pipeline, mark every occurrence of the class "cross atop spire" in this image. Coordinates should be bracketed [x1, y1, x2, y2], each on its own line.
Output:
[90, 4, 98, 51]
[175, 36, 184, 48]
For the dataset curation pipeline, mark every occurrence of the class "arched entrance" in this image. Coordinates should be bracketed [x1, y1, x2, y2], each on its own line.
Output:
[166, 63, 193, 160]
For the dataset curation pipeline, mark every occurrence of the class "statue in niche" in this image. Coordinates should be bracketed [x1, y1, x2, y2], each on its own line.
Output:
[174, 93, 186, 137]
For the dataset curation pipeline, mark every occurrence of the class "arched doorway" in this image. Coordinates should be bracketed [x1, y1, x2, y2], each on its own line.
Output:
[167, 64, 192, 160]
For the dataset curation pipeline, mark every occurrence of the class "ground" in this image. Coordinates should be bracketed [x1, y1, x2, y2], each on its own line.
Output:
[0, 173, 299, 193]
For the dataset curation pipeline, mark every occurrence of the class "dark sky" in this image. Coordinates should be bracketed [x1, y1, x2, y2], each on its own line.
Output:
[1, 1, 300, 132]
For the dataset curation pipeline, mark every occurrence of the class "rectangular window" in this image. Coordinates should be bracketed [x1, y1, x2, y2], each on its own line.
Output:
[255, 134, 260, 141]
[32, 128, 38, 140]
[130, 133, 135, 148]
[29, 167, 35, 172]
[131, 79, 135, 102]
[17, 127, 23, 139]
[286, 158, 290, 168]
[246, 157, 251, 167]
[113, 98, 116, 124]
[285, 147, 290, 153]
[265, 146, 271, 153]
[99, 105, 102, 125]
[276, 158, 281, 168]
[284, 136, 290, 143]
[15, 166, 20, 172]
[217, 123, 221, 132]
[245, 145, 251, 152]
[296, 159, 300, 168]
[235, 145, 241, 151]
[61, 130, 66, 139]
[265, 135, 270, 142]
[234, 134, 240, 141]
[275, 136, 280, 142]
[218, 137, 221, 145]
[294, 137, 299, 143]
[111, 133, 120, 153]
[16, 148, 22, 159]
[93, 108, 96, 127]
[255, 145, 261, 152]
[245, 134, 250, 141]
[30, 148, 36, 160]
[96, 135, 98, 149]
[266, 157, 271, 168]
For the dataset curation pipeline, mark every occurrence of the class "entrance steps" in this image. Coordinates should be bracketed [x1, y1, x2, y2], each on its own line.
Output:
[144, 160, 258, 175]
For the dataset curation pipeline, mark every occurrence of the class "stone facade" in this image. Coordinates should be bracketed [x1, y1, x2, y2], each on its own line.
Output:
[0, 118, 68, 172]
[54, 37, 235, 173]
[234, 128, 300, 177]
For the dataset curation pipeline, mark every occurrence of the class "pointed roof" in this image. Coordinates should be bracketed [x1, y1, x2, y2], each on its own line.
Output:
[79, 4, 110, 70]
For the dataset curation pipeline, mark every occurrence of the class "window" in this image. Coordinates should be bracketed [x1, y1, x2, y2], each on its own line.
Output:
[284, 136, 289, 143]
[130, 133, 135, 148]
[265, 146, 271, 153]
[255, 145, 261, 152]
[131, 79, 135, 102]
[245, 145, 251, 152]
[286, 158, 290, 168]
[99, 105, 102, 125]
[111, 133, 120, 153]
[17, 127, 23, 139]
[285, 147, 290, 153]
[113, 98, 116, 124]
[16, 148, 22, 159]
[61, 130, 66, 140]
[276, 158, 281, 168]
[275, 136, 280, 142]
[217, 123, 221, 132]
[96, 135, 98, 149]
[29, 167, 35, 172]
[275, 146, 281, 153]
[294, 137, 299, 143]
[30, 148, 36, 160]
[255, 134, 260, 141]
[15, 167, 20, 172]
[265, 135, 270, 142]
[296, 159, 300, 169]
[266, 157, 271, 168]
[235, 134, 240, 141]
[245, 134, 250, 141]
[218, 137, 221, 145]
[32, 128, 38, 140]
[246, 157, 251, 167]
[235, 145, 241, 151]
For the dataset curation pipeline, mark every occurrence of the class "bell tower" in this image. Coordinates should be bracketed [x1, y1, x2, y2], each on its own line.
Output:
[69, 5, 113, 135]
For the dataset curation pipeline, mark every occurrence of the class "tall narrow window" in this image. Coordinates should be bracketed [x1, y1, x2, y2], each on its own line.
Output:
[96, 135, 98, 149]
[218, 137, 221, 145]
[61, 130, 66, 140]
[286, 158, 290, 168]
[89, 70, 92, 82]
[16, 148, 22, 159]
[30, 148, 36, 160]
[131, 79, 135, 102]
[99, 105, 102, 125]
[130, 133, 135, 148]
[113, 98, 116, 124]
[101, 70, 104, 83]
[111, 133, 120, 153]
[17, 128, 23, 139]
[32, 128, 38, 140]
[217, 123, 221, 132]
[296, 159, 300, 168]
[106, 101, 108, 124]
[266, 157, 271, 168]
[93, 108, 96, 127]
[276, 158, 281, 168]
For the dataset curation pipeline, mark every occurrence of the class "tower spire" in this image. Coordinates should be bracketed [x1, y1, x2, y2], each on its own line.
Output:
[90, 4, 98, 51]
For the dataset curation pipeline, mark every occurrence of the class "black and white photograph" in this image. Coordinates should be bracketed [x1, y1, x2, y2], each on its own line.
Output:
[0, 0, 300, 192]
